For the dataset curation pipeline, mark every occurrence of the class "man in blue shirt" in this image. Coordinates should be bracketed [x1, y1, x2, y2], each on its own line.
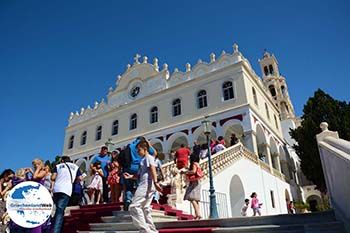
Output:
[90, 146, 110, 203]
[122, 137, 157, 210]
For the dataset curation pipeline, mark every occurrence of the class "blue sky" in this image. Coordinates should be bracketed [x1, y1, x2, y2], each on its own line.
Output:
[0, 0, 349, 172]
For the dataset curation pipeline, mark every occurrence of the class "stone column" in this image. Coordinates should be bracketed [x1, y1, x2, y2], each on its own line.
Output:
[276, 154, 282, 172]
[188, 128, 194, 147]
[265, 144, 273, 172]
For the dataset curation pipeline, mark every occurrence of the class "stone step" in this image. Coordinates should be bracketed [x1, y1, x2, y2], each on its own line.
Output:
[78, 231, 139, 233]
[87, 210, 344, 233]
[90, 222, 138, 231]
[80, 221, 346, 233]
[102, 214, 178, 223]
[112, 209, 169, 217]
[155, 211, 337, 229]
[213, 221, 345, 233]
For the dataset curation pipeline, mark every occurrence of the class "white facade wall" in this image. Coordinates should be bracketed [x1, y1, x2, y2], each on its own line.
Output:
[178, 158, 291, 217]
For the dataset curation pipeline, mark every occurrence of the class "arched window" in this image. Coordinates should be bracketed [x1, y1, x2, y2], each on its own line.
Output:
[222, 81, 234, 101]
[197, 90, 207, 109]
[269, 65, 274, 75]
[80, 131, 87, 145]
[150, 106, 158, 124]
[265, 103, 270, 120]
[172, 99, 181, 116]
[281, 85, 286, 96]
[269, 85, 277, 97]
[68, 135, 74, 149]
[264, 66, 269, 76]
[252, 87, 258, 106]
[130, 113, 137, 130]
[112, 120, 119, 135]
[96, 125, 102, 141]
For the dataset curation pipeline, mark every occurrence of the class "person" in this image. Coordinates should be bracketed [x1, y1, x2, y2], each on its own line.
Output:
[31, 159, 49, 183]
[217, 136, 226, 147]
[154, 154, 164, 182]
[90, 146, 110, 203]
[192, 141, 201, 159]
[153, 154, 164, 204]
[210, 139, 216, 153]
[241, 199, 250, 216]
[123, 140, 162, 233]
[169, 150, 176, 162]
[120, 137, 157, 211]
[199, 143, 208, 159]
[69, 175, 83, 206]
[5, 168, 29, 233]
[174, 144, 191, 169]
[51, 156, 82, 233]
[43, 160, 52, 191]
[250, 192, 262, 216]
[184, 155, 202, 220]
[24, 159, 51, 233]
[287, 201, 295, 214]
[0, 169, 15, 200]
[88, 161, 104, 204]
[108, 152, 122, 203]
[213, 140, 226, 154]
[230, 133, 238, 146]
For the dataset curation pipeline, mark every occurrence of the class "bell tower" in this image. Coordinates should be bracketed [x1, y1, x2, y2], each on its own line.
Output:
[259, 50, 295, 120]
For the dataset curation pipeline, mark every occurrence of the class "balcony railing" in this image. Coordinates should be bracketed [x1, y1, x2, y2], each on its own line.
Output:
[162, 142, 286, 184]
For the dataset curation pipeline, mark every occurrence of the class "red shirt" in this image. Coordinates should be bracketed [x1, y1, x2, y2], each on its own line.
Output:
[175, 147, 191, 169]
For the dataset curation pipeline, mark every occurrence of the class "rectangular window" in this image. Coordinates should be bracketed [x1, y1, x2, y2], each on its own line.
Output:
[130, 118, 137, 130]
[274, 115, 279, 129]
[173, 104, 181, 116]
[151, 112, 158, 123]
[270, 190, 275, 208]
[96, 126, 102, 141]
[252, 87, 258, 106]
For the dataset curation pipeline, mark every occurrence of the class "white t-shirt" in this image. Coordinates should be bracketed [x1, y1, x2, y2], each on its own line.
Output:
[138, 154, 156, 191]
[53, 162, 80, 197]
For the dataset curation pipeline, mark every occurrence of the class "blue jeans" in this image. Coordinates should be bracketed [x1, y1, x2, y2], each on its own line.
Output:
[123, 178, 137, 210]
[53, 192, 70, 233]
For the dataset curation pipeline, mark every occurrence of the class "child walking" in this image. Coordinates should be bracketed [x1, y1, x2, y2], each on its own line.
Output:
[88, 161, 104, 204]
[241, 198, 250, 216]
[250, 192, 262, 216]
[123, 140, 162, 233]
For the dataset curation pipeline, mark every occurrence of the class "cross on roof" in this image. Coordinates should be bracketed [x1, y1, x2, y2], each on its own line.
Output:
[134, 54, 141, 64]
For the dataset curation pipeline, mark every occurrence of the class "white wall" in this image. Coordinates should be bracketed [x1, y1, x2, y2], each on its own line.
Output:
[178, 158, 291, 217]
[317, 127, 350, 232]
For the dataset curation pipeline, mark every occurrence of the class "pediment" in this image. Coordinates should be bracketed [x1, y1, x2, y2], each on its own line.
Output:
[116, 63, 159, 91]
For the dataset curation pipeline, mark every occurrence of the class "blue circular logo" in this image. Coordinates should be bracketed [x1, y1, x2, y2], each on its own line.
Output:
[6, 181, 53, 228]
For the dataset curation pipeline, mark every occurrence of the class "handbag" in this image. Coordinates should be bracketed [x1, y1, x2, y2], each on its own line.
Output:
[187, 164, 204, 182]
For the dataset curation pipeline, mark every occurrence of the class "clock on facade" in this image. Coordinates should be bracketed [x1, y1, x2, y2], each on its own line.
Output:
[129, 85, 141, 98]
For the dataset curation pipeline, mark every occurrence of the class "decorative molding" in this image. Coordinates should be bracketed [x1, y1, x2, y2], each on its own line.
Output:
[219, 114, 243, 126]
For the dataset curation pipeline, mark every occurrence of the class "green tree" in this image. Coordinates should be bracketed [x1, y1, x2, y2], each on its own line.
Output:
[290, 89, 350, 193]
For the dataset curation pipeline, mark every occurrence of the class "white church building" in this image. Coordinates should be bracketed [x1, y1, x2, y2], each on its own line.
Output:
[62, 43, 320, 217]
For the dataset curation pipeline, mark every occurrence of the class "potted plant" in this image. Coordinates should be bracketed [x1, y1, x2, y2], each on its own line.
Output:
[294, 201, 309, 213]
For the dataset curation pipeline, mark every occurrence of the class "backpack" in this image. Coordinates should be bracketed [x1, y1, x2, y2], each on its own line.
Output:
[117, 146, 132, 171]
[187, 163, 204, 182]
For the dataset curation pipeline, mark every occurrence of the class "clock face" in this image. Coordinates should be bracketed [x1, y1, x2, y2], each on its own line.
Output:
[130, 85, 141, 98]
